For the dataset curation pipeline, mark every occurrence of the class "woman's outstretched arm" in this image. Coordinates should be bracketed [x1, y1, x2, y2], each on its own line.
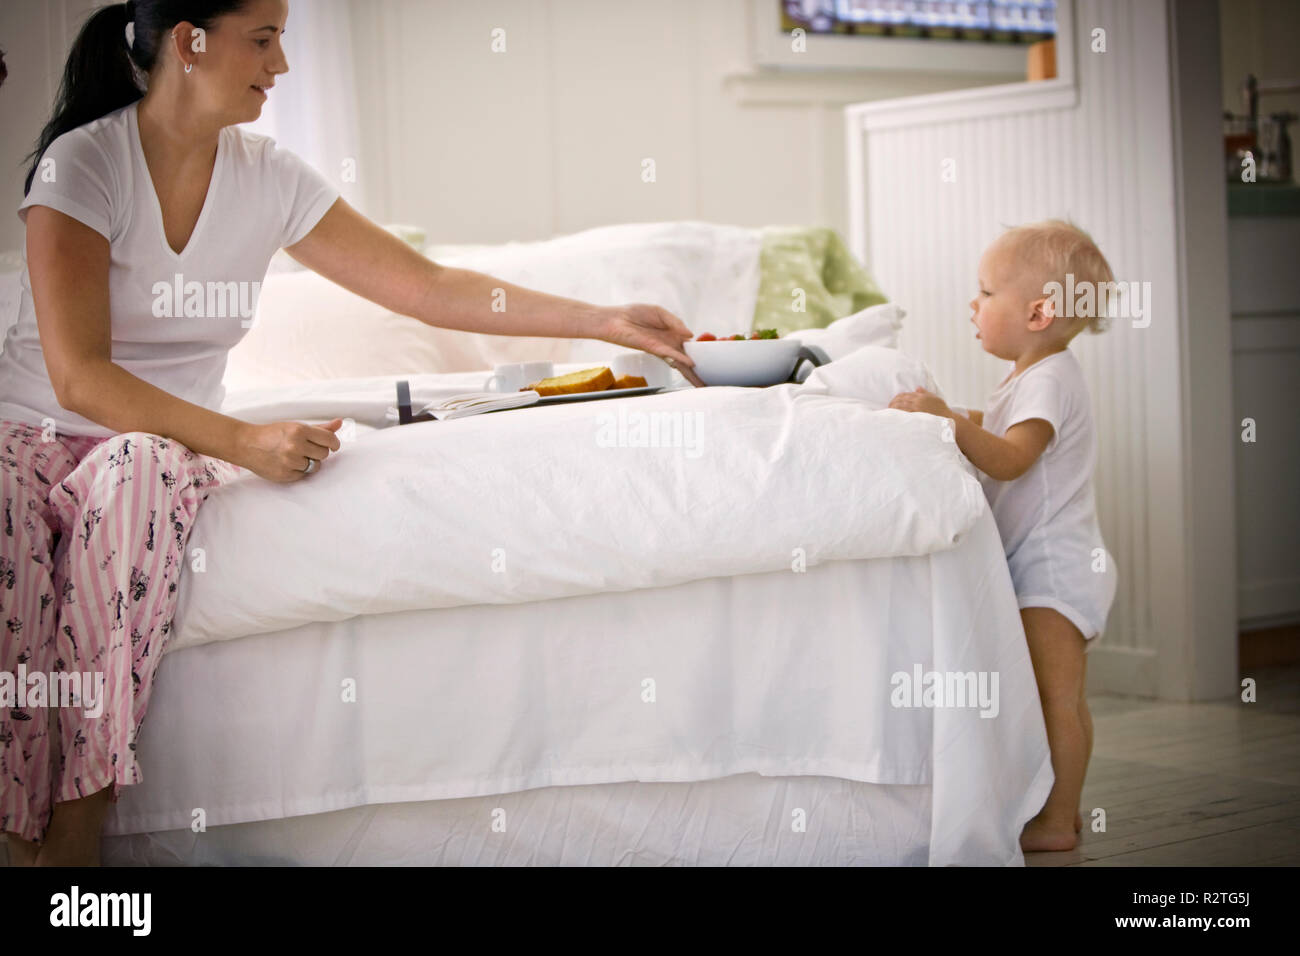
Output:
[285, 198, 703, 384]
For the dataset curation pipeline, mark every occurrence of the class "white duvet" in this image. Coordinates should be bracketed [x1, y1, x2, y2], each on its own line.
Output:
[175, 346, 981, 650]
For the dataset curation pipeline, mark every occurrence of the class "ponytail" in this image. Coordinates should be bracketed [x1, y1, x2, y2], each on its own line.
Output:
[22, 0, 250, 197]
[23, 3, 138, 196]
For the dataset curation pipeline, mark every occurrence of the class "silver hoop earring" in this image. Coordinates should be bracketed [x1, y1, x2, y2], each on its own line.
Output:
[185, 63, 193, 73]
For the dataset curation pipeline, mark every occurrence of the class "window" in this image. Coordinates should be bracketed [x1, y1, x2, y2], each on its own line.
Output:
[780, 0, 1058, 43]
[753, 0, 1066, 74]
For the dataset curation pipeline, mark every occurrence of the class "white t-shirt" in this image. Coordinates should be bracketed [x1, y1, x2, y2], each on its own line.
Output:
[0, 101, 339, 438]
[976, 349, 1117, 641]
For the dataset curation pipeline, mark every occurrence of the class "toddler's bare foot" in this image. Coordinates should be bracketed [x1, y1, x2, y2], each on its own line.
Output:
[1020, 815, 1078, 852]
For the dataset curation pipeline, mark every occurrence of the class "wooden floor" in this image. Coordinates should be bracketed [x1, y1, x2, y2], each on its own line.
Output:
[1027, 664, 1300, 866]
[4, 665, 1298, 867]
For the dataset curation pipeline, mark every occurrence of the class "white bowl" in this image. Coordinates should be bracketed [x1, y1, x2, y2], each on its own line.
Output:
[683, 338, 824, 387]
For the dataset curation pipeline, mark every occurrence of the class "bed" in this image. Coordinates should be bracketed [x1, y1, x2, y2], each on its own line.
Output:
[3, 222, 1052, 865]
[100, 505, 1049, 867]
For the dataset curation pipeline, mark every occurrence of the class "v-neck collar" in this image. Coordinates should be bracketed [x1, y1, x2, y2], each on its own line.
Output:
[129, 101, 225, 261]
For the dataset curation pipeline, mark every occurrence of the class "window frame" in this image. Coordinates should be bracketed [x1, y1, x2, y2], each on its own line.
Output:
[751, 0, 1075, 78]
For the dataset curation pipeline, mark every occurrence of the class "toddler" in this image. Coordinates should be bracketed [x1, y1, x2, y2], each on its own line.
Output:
[890, 219, 1118, 852]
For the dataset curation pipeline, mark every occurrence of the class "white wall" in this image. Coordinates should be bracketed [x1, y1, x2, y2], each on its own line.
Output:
[1, 0, 1020, 255]
[0, 0, 102, 256]
[346, 0, 1025, 243]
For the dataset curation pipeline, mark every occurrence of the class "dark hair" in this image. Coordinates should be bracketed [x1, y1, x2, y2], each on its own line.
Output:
[22, 0, 249, 196]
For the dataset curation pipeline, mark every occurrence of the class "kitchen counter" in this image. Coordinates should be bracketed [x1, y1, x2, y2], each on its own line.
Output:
[1227, 181, 1300, 217]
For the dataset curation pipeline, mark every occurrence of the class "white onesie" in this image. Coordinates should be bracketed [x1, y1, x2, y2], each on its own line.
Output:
[973, 349, 1116, 645]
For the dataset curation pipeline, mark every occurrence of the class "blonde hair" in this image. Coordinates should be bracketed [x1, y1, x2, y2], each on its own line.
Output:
[998, 219, 1115, 335]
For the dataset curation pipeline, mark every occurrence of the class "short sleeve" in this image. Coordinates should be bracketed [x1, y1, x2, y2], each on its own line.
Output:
[268, 143, 340, 249]
[18, 128, 115, 241]
[1005, 364, 1065, 453]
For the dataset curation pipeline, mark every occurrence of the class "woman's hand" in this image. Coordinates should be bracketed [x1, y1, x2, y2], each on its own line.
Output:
[888, 386, 955, 420]
[237, 418, 344, 483]
[594, 304, 705, 387]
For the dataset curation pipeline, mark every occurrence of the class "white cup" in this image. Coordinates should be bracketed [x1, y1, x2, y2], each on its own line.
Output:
[610, 353, 673, 389]
[484, 361, 554, 392]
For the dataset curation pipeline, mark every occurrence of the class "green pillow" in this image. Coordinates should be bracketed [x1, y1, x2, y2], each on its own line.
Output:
[753, 226, 888, 335]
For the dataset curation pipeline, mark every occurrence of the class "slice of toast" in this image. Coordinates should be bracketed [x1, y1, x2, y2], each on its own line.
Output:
[525, 367, 615, 396]
[609, 375, 648, 390]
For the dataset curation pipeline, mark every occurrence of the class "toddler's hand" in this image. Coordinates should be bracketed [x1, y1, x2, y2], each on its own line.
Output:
[888, 386, 954, 419]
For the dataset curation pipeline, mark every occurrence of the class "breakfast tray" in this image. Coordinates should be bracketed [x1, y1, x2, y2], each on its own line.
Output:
[393, 379, 667, 425]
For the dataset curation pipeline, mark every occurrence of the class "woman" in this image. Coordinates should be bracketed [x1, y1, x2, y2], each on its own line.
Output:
[0, 0, 700, 866]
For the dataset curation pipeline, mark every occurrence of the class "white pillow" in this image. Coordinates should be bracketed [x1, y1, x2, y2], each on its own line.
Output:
[422, 221, 760, 362]
[786, 302, 905, 358]
[222, 268, 573, 392]
[795, 343, 939, 410]
[224, 221, 762, 389]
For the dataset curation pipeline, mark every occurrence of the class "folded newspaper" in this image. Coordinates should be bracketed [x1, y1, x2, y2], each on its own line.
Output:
[413, 390, 540, 421]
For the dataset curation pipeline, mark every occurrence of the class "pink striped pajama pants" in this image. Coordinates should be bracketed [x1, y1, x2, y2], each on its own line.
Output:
[0, 420, 243, 843]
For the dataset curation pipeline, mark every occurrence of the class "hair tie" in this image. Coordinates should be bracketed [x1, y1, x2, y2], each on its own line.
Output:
[124, 21, 135, 49]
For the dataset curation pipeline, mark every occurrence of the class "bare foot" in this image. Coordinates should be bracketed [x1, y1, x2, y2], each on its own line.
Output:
[32, 786, 112, 867]
[4, 833, 40, 866]
[1021, 815, 1079, 852]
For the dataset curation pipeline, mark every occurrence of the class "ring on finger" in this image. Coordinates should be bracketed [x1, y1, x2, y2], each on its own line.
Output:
[302, 458, 318, 475]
